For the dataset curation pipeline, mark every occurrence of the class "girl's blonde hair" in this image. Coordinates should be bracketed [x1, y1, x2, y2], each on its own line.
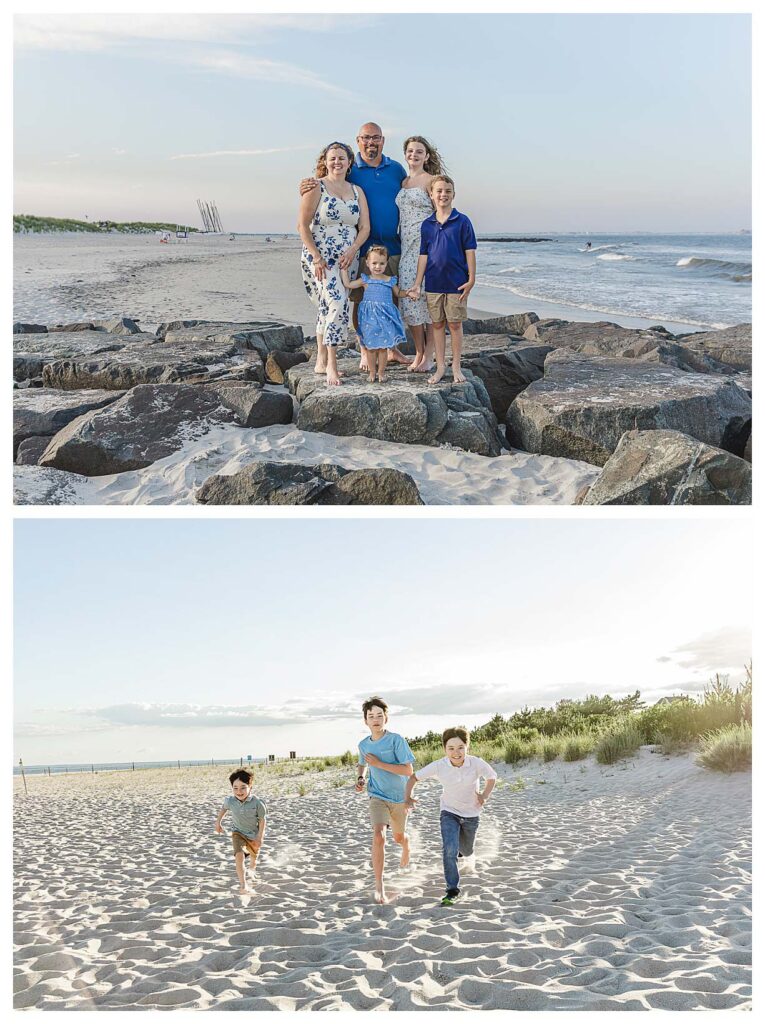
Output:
[315, 141, 354, 179]
[403, 135, 446, 176]
[366, 244, 388, 260]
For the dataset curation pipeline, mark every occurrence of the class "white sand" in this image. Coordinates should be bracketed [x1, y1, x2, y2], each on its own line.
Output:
[13, 748, 751, 1010]
[13, 423, 599, 506]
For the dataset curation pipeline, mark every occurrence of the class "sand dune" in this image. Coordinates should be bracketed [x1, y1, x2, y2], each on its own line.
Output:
[13, 749, 751, 1010]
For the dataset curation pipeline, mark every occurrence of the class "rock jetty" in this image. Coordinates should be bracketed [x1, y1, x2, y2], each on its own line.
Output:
[12, 314, 752, 505]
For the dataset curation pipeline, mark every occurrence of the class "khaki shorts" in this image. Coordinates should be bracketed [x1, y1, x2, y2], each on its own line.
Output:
[369, 797, 408, 833]
[231, 832, 260, 857]
[353, 253, 401, 303]
[426, 291, 468, 324]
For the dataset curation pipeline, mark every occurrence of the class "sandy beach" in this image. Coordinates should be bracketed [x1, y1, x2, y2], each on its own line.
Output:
[13, 748, 751, 1010]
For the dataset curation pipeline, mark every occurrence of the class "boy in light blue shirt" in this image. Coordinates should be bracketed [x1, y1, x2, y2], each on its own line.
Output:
[355, 696, 415, 904]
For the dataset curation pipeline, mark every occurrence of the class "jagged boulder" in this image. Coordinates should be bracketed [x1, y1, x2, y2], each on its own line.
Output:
[13, 330, 153, 383]
[462, 312, 539, 336]
[285, 360, 502, 456]
[13, 323, 47, 334]
[13, 387, 124, 456]
[507, 350, 752, 466]
[582, 429, 752, 505]
[37, 382, 270, 476]
[673, 324, 751, 373]
[41, 336, 253, 390]
[265, 349, 309, 384]
[15, 436, 52, 466]
[462, 341, 552, 419]
[159, 320, 304, 360]
[196, 462, 423, 505]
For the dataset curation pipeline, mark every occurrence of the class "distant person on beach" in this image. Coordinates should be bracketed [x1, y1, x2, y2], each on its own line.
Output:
[300, 122, 411, 372]
[341, 244, 406, 383]
[298, 141, 370, 386]
[407, 175, 477, 385]
[397, 136, 447, 373]
[355, 696, 416, 905]
[404, 726, 497, 906]
[214, 768, 267, 895]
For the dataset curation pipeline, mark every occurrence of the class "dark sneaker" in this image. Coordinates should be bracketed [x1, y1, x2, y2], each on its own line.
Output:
[440, 891, 460, 907]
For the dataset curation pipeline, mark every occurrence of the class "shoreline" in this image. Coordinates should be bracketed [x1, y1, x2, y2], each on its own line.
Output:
[14, 233, 725, 335]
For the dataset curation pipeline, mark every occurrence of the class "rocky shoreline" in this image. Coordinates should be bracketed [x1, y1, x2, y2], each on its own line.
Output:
[13, 313, 752, 505]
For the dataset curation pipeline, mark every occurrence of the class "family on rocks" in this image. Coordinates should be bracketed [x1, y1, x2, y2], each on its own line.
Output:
[11, 119, 752, 506]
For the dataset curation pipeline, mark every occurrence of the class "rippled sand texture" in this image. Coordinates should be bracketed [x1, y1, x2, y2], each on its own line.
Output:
[14, 750, 751, 1010]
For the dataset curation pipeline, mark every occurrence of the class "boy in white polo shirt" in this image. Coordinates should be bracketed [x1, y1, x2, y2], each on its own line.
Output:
[404, 726, 497, 906]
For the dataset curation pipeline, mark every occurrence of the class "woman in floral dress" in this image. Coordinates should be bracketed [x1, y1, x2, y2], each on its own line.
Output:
[298, 142, 370, 386]
[396, 136, 447, 373]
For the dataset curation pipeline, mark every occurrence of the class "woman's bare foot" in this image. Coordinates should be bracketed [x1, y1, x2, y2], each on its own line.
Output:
[428, 367, 446, 385]
[452, 368, 467, 383]
[389, 348, 413, 366]
[326, 369, 342, 386]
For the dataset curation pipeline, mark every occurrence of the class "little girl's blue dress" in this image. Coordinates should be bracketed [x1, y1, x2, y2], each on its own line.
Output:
[358, 275, 407, 350]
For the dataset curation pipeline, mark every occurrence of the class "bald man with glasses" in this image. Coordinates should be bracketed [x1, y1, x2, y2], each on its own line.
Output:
[301, 122, 412, 368]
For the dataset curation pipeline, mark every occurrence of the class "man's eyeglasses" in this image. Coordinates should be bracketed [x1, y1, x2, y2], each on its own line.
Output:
[358, 134, 382, 143]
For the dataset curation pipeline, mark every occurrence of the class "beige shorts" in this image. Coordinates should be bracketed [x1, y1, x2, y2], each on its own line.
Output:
[352, 253, 401, 303]
[231, 832, 260, 857]
[426, 291, 468, 324]
[369, 797, 408, 832]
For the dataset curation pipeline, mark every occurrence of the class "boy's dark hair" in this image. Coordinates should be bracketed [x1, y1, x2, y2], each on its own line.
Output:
[362, 696, 389, 719]
[442, 726, 470, 746]
[229, 768, 254, 786]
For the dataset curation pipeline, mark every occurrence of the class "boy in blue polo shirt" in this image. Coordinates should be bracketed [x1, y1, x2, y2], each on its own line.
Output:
[407, 175, 477, 385]
[215, 768, 266, 894]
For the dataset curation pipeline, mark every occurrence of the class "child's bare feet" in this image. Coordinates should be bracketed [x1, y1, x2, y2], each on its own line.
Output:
[452, 368, 466, 383]
[399, 839, 410, 869]
[428, 367, 446, 385]
[374, 888, 388, 905]
[326, 368, 342, 386]
[407, 355, 423, 373]
[389, 348, 413, 365]
[368, 371, 376, 383]
[377, 373, 387, 383]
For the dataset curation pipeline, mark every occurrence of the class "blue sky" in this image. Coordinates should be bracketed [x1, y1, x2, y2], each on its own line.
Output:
[14, 13, 751, 232]
[14, 518, 752, 765]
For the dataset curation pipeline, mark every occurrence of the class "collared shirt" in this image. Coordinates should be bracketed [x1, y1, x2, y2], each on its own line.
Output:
[415, 755, 497, 817]
[419, 208, 477, 293]
[223, 793, 266, 839]
[348, 153, 407, 256]
[358, 730, 415, 803]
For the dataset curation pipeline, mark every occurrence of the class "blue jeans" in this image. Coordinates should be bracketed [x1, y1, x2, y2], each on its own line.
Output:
[440, 810, 480, 895]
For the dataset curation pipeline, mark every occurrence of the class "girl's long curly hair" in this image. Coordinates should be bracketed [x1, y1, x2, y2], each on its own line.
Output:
[315, 141, 355, 179]
[403, 135, 446, 176]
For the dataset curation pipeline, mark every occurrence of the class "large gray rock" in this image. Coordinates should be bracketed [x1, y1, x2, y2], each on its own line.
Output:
[159, 321, 305, 360]
[15, 436, 52, 466]
[13, 331, 153, 382]
[14, 466, 84, 505]
[13, 387, 124, 456]
[94, 317, 142, 335]
[462, 341, 552, 419]
[673, 324, 751, 373]
[208, 384, 293, 427]
[507, 350, 752, 466]
[13, 323, 47, 334]
[41, 336, 250, 390]
[196, 462, 423, 505]
[285, 361, 502, 456]
[582, 430, 752, 505]
[265, 349, 309, 384]
[463, 312, 539, 336]
[37, 382, 269, 475]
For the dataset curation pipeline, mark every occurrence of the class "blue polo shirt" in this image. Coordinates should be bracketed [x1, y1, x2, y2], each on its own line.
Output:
[358, 730, 415, 803]
[348, 153, 406, 256]
[419, 209, 478, 293]
[223, 794, 266, 839]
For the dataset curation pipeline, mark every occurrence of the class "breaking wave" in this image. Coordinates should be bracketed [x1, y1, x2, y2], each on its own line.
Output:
[597, 253, 632, 261]
[676, 256, 752, 282]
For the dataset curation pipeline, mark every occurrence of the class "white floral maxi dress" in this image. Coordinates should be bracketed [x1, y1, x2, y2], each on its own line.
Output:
[301, 182, 360, 346]
[396, 186, 433, 327]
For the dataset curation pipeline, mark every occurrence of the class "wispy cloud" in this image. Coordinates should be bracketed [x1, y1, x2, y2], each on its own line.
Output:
[184, 51, 351, 97]
[170, 145, 312, 161]
[14, 14, 375, 52]
[48, 153, 80, 166]
[661, 626, 751, 674]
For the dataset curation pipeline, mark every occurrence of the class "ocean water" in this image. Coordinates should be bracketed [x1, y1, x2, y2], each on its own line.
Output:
[14, 757, 264, 776]
[475, 233, 751, 330]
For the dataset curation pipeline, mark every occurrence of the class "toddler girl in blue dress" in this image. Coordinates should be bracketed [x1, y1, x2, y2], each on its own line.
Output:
[341, 244, 407, 383]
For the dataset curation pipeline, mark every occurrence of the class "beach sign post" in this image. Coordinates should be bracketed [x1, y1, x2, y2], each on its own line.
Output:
[18, 759, 27, 796]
